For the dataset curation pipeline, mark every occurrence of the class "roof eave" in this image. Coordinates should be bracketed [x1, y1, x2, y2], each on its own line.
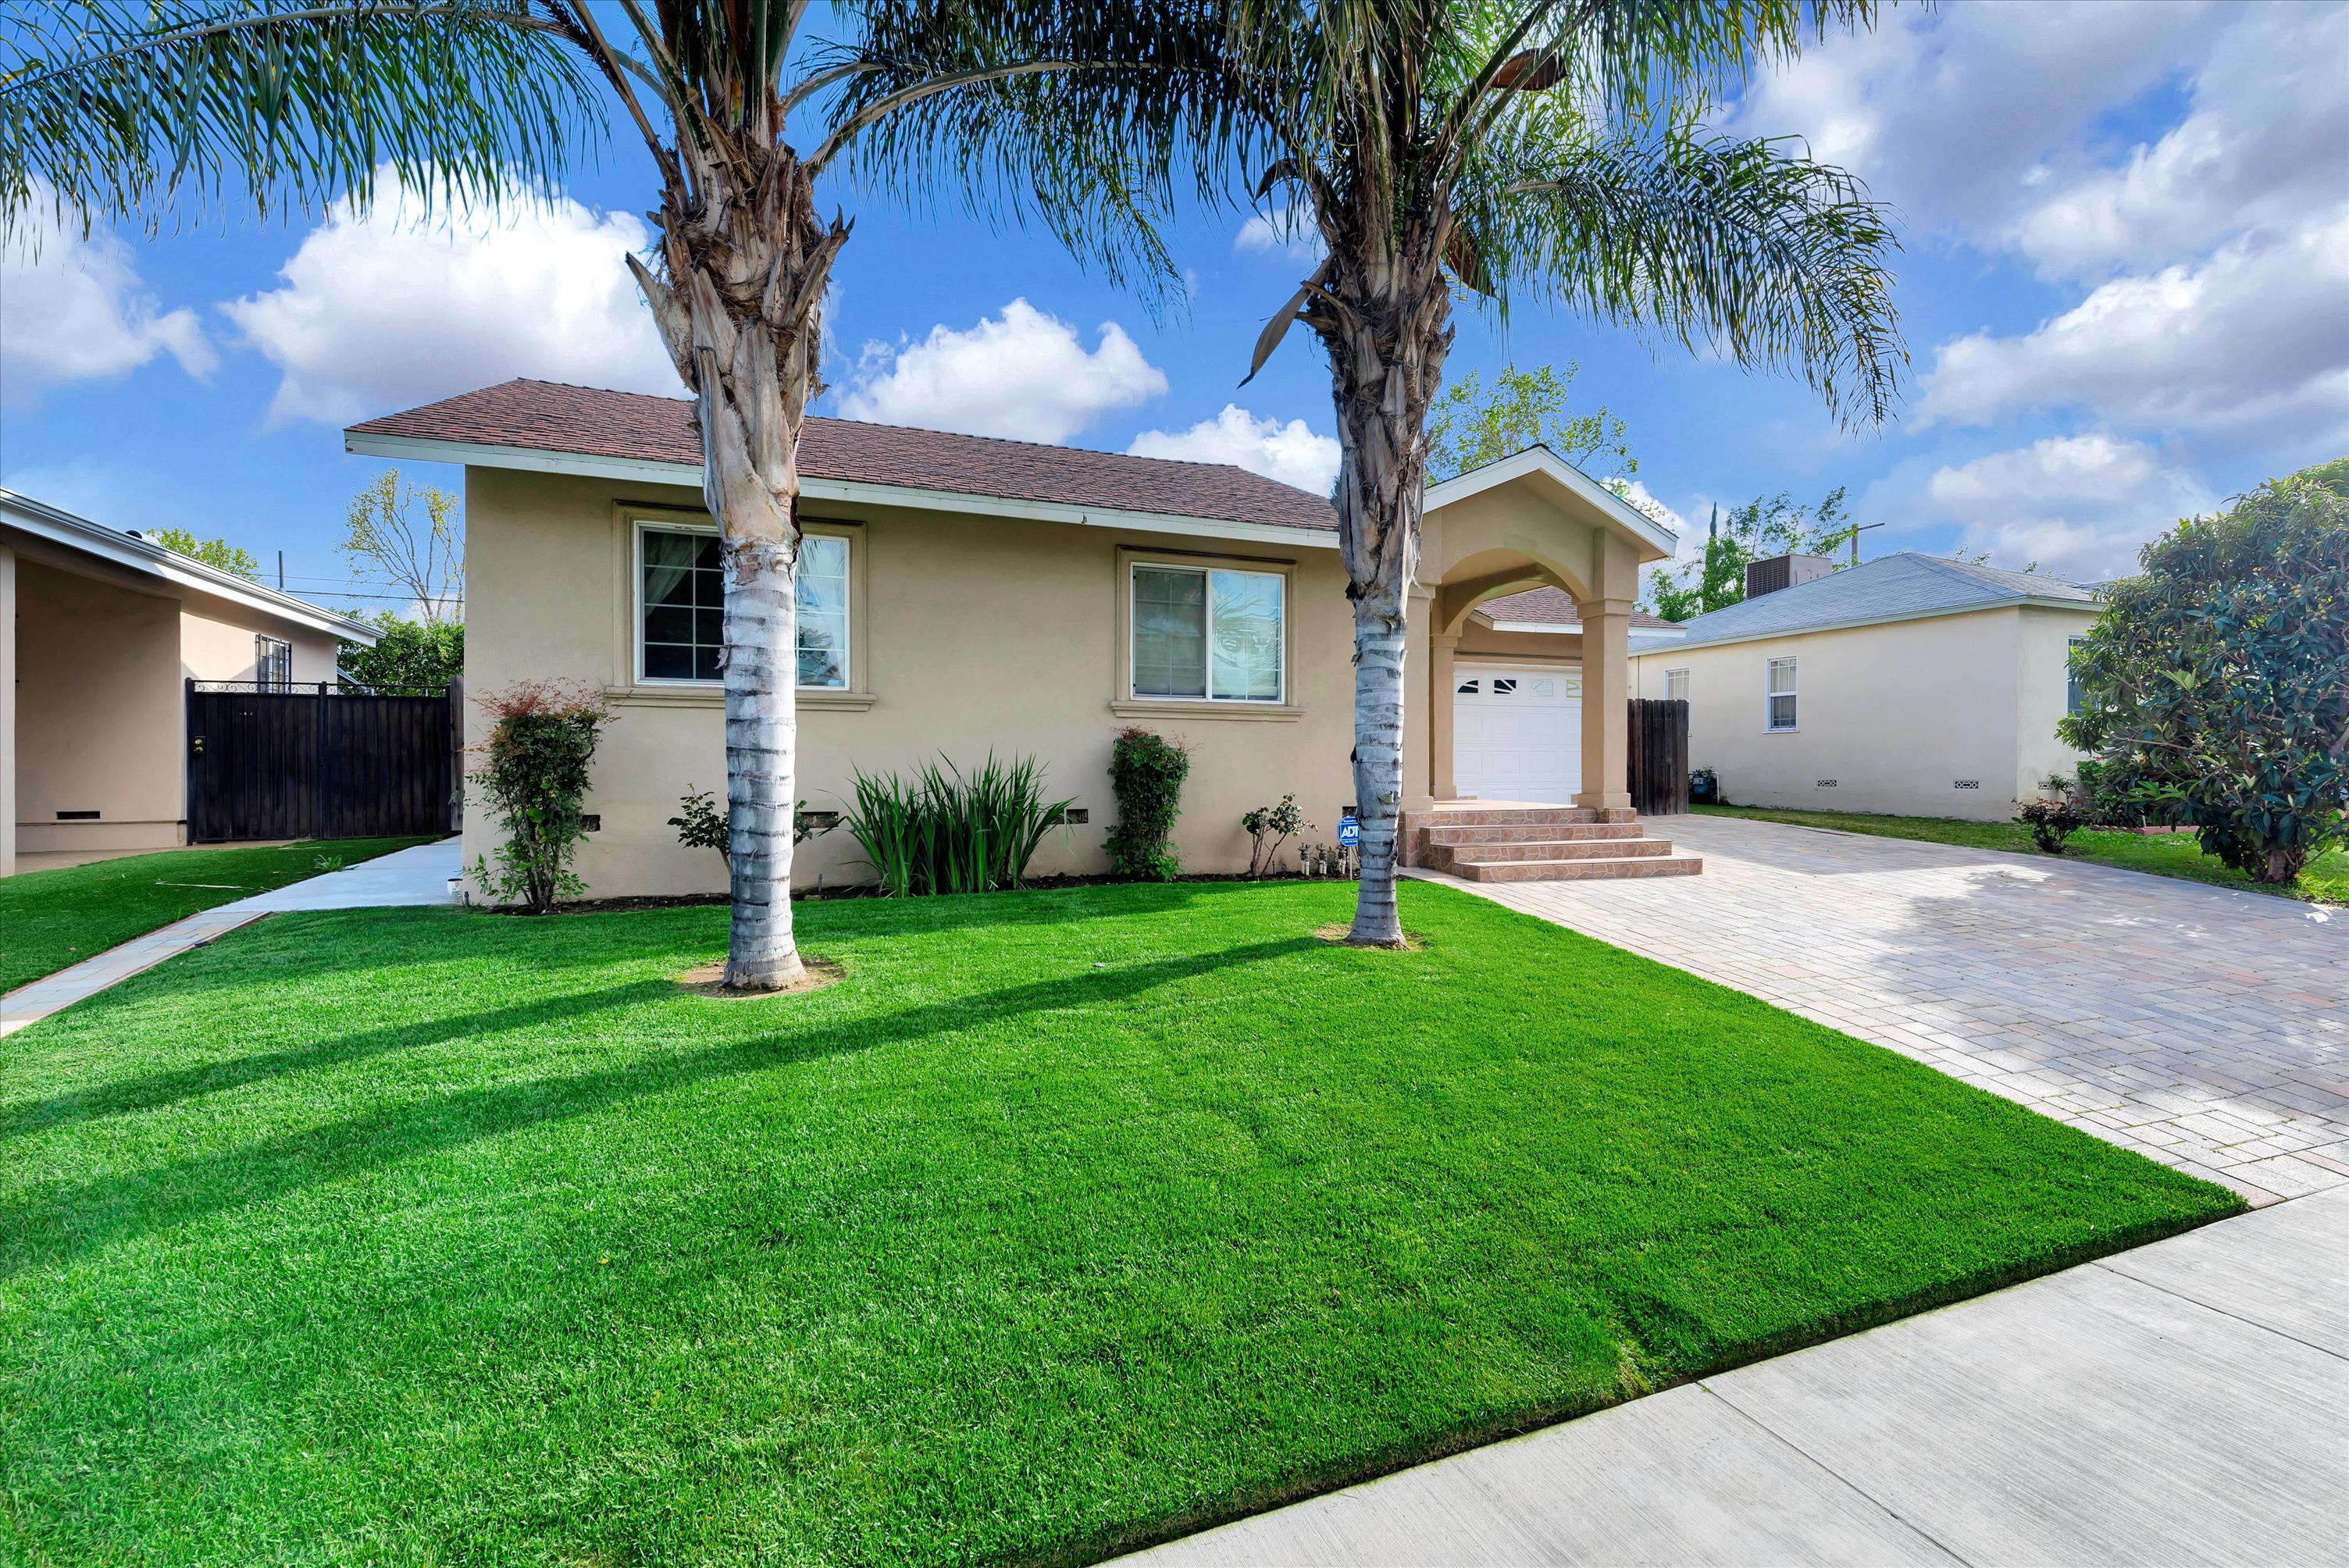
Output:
[1423, 445, 1679, 561]
[0, 487, 380, 643]
[1637, 594, 2100, 654]
[346, 429, 1343, 551]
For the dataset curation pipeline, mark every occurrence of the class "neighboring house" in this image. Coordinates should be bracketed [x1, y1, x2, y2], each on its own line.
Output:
[346, 380, 1685, 896]
[0, 489, 376, 875]
[1628, 551, 2103, 821]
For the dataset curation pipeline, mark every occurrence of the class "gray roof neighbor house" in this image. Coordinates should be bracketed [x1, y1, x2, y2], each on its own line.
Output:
[1661, 552, 2101, 651]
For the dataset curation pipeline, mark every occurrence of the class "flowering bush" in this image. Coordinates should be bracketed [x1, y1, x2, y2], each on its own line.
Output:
[469, 681, 614, 913]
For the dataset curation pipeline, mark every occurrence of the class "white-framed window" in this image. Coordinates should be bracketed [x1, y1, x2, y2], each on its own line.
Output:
[2066, 635, 2090, 716]
[1765, 656, 1798, 731]
[255, 635, 292, 690]
[636, 521, 849, 689]
[1130, 562, 1285, 702]
[1665, 668, 1690, 702]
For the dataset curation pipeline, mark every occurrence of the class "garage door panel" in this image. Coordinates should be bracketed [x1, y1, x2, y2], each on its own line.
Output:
[1456, 665, 1581, 804]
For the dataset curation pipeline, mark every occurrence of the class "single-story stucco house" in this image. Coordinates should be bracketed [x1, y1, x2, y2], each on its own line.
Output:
[1628, 551, 2103, 821]
[1, 487, 377, 875]
[346, 378, 1700, 895]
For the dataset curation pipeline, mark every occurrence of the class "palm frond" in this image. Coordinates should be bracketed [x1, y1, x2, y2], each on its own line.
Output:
[827, 0, 1269, 314]
[0, 0, 597, 235]
[1464, 109, 1905, 426]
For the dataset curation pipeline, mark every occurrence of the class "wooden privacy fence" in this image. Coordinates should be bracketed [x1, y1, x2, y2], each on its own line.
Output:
[186, 680, 455, 843]
[1626, 697, 1690, 815]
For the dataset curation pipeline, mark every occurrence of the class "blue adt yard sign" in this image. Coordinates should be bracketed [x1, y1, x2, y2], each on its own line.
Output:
[1337, 816, 1361, 848]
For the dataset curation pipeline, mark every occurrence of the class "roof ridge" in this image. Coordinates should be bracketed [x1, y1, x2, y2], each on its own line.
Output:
[499, 377, 1308, 494]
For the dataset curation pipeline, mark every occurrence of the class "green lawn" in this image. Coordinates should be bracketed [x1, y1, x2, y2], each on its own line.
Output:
[1696, 804, 2349, 905]
[0, 882, 2235, 1565]
[0, 838, 435, 993]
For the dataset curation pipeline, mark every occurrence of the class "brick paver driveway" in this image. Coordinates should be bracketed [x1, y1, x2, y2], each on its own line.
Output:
[1413, 814, 2348, 1206]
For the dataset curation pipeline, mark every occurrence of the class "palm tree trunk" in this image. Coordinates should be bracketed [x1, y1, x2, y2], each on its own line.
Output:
[628, 142, 844, 992]
[1320, 248, 1451, 949]
[1347, 585, 1410, 944]
[721, 535, 804, 988]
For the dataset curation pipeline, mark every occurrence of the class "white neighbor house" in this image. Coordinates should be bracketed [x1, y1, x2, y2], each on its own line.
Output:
[1628, 552, 2103, 822]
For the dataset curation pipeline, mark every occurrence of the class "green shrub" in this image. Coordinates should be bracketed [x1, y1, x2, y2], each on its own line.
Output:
[2059, 458, 2349, 884]
[844, 754, 1073, 896]
[2016, 796, 2088, 855]
[670, 786, 843, 876]
[468, 681, 613, 913]
[1107, 728, 1189, 882]
[1242, 793, 1311, 878]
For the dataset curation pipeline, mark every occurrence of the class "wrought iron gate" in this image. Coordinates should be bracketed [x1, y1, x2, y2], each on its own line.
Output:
[186, 681, 454, 842]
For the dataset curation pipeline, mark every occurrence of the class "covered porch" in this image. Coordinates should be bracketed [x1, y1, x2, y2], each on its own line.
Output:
[1402, 449, 1698, 880]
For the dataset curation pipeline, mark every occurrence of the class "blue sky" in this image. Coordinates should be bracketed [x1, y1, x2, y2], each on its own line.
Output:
[3, 1, 2343, 614]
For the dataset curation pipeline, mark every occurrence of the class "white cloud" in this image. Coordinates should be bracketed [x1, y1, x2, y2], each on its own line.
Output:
[222, 173, 677, 426]
[1916, 433, 2215, 579]
[1126, 404, 1340, 494]
[0, 196, 213, 403]
[2004, 4, 2349, 278]
[1234, 208, 1325, 264]
[1603, 479, 1688, 543]
[1730, 2, 2229, 241]
[835, 298, 1165, 443]
[1916, 216, 2349, 442]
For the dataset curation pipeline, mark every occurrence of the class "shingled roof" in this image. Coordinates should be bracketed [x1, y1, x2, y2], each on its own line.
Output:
[348, 379, 1340, 534]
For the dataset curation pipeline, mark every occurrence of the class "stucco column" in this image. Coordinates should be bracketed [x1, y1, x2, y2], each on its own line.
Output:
[1574, 597, 1632, 811]
[1428, 632, 1460, 801]
[0, 543, 15, 877]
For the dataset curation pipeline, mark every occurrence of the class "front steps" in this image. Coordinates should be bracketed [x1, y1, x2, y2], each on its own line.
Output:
[1406, 803, 1702, 882]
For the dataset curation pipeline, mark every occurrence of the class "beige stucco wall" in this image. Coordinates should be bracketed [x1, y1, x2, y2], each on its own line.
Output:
[2014, 604, 2099, 800]
[462, 469, 1364, 897]
[6, 552, 346, 860]
[12, 558, 186, 852]
[1630, 603, 2098, 821]
[180, 588, 340, 686]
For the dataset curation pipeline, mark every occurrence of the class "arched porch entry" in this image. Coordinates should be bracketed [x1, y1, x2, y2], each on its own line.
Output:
[1405, 448, 1677, 814]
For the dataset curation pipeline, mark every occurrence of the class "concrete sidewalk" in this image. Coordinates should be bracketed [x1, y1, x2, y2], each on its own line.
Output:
[1125, 1187, 2349, 1566]
[0, 839, 458, 1036]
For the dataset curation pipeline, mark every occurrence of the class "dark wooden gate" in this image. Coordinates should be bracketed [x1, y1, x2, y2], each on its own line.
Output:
[1626, 697, 1690, 815]
[186, 681, 453, 842]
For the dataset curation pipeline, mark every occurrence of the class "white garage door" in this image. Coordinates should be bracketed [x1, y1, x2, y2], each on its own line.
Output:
[1455, 665, 1582, 804]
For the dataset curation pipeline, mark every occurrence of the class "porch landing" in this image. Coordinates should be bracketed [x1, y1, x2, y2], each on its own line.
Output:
[1403, 801, 1702, 882]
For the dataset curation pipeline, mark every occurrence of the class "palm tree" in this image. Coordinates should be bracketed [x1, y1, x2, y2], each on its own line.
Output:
[2, 1, 1099, 989]
[849, 0, 1905, 946]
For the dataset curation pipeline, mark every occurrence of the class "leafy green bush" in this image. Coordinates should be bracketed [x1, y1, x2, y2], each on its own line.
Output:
[2016, 797, 2088, 855]
[467, 682, 613, 913]
[1242, 793, 1310, 878]
[340, 613, 462, 690]
[844, 755, 1073, 896]
[2060, 458, 2349, 884]
[1107, 729, 1189, 882]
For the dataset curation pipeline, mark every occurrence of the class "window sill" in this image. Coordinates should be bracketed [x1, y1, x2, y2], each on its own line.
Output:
[607, 684, 877, 711]
[1110, 698, 1301, 723]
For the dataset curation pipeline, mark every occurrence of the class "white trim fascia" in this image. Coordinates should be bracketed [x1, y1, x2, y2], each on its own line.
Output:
[1484, 620, 1580, 635]
[1649, 594, 2100, 655]
[1422, 445, 1680, 559]
[0, 486, 379, 643]
[346, 430, 1342, 552]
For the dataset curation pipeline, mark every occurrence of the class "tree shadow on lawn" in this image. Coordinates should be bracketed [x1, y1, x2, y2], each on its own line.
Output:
[0, 935, 1319, 1280]
[0, 981, 678, 1145]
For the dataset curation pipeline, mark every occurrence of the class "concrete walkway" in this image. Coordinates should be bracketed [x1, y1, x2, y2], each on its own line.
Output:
[0, 839, 458, 1036]
[1413, 814, 2347, 1206]
[1128, 1186, 2349, 1567]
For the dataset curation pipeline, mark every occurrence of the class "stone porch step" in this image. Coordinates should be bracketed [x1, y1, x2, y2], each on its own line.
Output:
[1427, 836, 1677, 868]
[1417, 804, 1638, 827]
[1449, 851, 1706, 882]
[1422, 821, 1649, 845]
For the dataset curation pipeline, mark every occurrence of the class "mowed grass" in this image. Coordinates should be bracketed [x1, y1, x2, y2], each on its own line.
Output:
[0, 881, 2237, 1565]
[1697, 803, 2349, 905]
[0, 837, 436, 992]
